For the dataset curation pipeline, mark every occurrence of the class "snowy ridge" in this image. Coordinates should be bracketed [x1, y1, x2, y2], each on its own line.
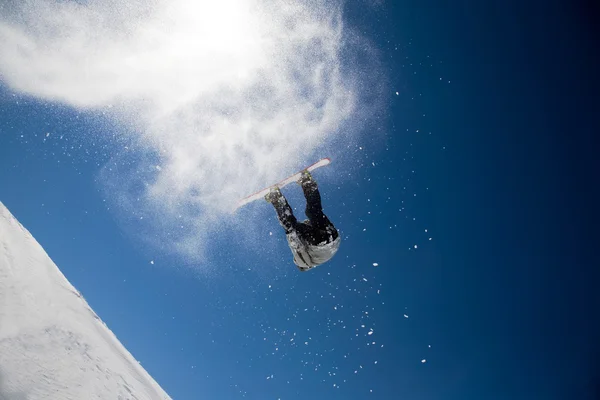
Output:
[0, 202, 171, 400]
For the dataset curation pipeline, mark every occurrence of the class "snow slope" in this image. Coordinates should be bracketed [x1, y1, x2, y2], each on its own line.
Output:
[0, 202, 171, 400]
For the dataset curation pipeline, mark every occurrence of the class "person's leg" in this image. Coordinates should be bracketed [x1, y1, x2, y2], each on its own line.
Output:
[301, 179, 332, 230]
[298, 176, 339, 244]
[268, 191, 298, 234]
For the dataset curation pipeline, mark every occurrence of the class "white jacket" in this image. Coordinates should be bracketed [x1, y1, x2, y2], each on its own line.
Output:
[285, 230, 341, 271]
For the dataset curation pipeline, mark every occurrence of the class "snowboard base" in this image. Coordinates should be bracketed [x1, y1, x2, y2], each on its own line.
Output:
[234, 158, 331, 211]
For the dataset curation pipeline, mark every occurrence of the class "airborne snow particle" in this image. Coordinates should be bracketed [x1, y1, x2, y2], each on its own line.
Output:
[421, 359, 427, 363]
[150, 260, 154, 265]
[372, 262, 379, 267]
[367, 331, 373, 335]
[414, 244, 418, 249]
[403, 314, 409, 318]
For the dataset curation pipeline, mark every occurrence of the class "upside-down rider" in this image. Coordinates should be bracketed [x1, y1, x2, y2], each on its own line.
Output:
[265, 170, 341, 271]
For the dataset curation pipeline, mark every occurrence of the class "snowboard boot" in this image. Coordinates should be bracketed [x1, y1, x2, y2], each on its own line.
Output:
[265, 187, 283, 204]
[298, 170, 317, 190]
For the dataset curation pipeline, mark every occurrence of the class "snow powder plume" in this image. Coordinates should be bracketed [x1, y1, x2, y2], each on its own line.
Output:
[0, 0, 380, 265]
[0, 202, 170, 399]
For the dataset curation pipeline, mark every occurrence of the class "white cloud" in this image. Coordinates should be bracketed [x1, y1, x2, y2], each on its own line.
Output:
[0, 0, 381, 267]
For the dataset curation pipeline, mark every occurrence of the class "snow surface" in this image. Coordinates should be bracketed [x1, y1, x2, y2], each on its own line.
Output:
[0, 202, 171, 400]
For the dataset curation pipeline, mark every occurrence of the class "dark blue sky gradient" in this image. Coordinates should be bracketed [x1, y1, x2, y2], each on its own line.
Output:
[1, 1, 598, 399]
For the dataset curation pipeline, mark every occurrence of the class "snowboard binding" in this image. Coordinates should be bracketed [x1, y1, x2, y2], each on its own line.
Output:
[265, 187, 283, 204]
[298, 170, 317, 190]
[298, 170, 314, 185]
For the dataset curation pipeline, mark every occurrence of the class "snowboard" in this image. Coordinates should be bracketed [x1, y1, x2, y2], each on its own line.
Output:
[234, 157, 331, 211]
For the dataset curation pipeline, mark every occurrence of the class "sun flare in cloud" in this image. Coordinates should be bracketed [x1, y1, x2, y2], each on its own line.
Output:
[0, 0, 379, 265]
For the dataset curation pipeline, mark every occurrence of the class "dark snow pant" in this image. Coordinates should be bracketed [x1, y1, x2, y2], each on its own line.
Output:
[271, 182, 339, 246]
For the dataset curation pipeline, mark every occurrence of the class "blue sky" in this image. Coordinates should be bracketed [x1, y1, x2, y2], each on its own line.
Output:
[1, 1, 599, 399]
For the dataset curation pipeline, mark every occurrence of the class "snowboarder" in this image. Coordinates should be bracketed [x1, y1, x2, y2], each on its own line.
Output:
[265, 170, 341, 271]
